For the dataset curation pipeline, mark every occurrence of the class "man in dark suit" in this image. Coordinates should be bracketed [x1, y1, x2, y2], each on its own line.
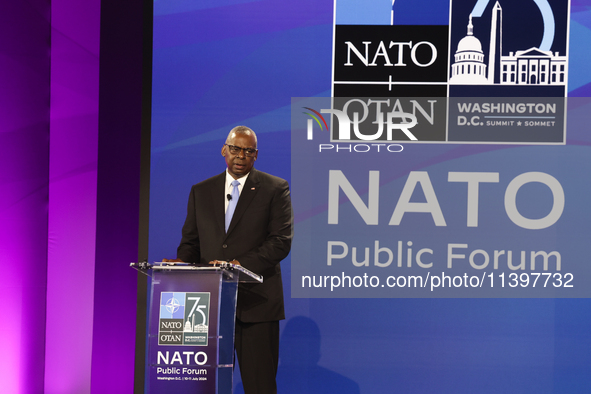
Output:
[169, 125, 293, 394]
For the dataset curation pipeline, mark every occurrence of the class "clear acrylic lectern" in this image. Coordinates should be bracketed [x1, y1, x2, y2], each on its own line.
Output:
[132, 262, 262, 394]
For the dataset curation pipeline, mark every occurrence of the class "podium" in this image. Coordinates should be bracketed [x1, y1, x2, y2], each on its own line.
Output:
[132, 262, 262, 394]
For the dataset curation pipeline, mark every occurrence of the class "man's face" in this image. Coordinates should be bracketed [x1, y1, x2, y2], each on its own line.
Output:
[222, 132, 258, 179]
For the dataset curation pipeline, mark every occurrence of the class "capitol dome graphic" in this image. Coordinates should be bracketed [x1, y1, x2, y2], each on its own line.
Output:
[450, 15, 488, 84]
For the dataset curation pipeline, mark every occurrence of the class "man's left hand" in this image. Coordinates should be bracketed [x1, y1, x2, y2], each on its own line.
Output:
[208, 259, 241, 266]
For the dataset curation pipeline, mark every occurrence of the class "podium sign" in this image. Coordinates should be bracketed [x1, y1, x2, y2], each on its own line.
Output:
[147, 268, 228, 393]
[133, 263, 262, 394]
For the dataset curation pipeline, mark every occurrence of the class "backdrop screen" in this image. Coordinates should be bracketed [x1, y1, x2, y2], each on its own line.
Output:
[150, 1, 591, 392]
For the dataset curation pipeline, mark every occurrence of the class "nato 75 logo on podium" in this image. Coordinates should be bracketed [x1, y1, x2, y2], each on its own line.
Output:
[158, 292, 210, 346]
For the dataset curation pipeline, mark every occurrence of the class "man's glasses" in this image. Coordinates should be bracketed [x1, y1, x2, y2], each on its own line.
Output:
[225, 144, 257, 157]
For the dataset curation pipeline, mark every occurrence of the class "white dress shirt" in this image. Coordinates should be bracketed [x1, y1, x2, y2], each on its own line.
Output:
[224, 170, 250, 213]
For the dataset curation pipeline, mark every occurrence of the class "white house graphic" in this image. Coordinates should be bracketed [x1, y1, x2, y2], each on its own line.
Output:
[450, 1, 567, 85]
[500, 47, 566, 85]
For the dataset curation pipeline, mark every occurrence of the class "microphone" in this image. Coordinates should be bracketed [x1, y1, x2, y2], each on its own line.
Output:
[227, 194, 232, 201]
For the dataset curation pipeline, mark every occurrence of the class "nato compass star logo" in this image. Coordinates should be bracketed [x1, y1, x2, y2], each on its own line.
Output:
[165, 297, 180, 314]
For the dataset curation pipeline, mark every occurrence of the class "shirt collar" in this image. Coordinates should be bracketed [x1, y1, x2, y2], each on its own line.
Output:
[225, 170, 250, 191]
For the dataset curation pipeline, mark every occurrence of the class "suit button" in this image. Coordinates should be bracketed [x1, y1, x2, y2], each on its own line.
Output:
[222, 244, 227, 248]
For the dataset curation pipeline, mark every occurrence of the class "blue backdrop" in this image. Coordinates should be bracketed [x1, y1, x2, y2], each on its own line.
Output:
[149, 1, 591, 392]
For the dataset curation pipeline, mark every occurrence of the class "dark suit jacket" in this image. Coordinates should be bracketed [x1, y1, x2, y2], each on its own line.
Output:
[177, 168, 293, 323]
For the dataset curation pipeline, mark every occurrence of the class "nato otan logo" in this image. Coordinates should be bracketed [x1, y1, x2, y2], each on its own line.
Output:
[158, 292, 210, 346]
[449, 0, 567, 86]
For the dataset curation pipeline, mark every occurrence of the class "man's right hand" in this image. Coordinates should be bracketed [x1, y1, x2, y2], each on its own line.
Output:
[162, 258, 184, 263]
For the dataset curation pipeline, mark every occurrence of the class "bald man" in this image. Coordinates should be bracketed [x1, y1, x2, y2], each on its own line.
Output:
[171, 126, 293, 393]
